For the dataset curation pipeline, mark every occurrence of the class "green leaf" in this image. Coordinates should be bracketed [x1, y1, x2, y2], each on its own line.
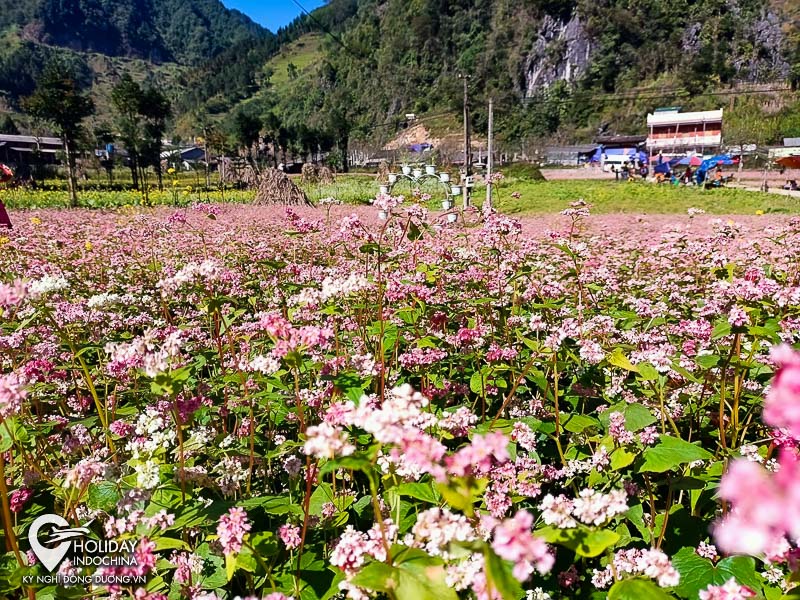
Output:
[470, 370, 486, 394]
[636, 363, 660, 381]
[87, 481, 120, 512]
[608, 348, 639, 372]
[672, 547, 761, 599]
[152, 537, 189, 551]
[640, 436, 714, 473]
[0, 417, 18, 451]
[396, 482, 441, 504]
[484, 549, 524, 600]
[436, 478, 487, 516]
[711, 321, 732, 339]
[394, 551, 460, 600]
[695, 354, 720, 369]
[350, 562, 397, 593]
[535, 526, 620, 557]
[610, 447, 636, 470]
[239, 495, 304, 516]
[599, 403, 658, 432]
[608, 579, 673, 599]
[225, 553, 236, 581]
[562, 413, 600, 434]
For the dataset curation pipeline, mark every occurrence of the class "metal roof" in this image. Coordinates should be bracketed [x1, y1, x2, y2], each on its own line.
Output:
[596, 135, 647, 146]
[646, 109, 724, 126]
[544, 144, 598, 153]
[0, 134, 62, 146]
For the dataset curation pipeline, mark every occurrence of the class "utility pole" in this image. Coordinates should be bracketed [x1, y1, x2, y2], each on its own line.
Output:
[485, 97, 494, 211]
[459, 73, 472, 208]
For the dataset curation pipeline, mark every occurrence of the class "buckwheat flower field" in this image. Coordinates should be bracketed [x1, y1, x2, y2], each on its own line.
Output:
[2, 201, 800, 600]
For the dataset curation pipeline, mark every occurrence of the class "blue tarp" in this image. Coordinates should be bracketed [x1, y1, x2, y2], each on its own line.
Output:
[654, 162, 671, 175]
[696, 154, 736, 183]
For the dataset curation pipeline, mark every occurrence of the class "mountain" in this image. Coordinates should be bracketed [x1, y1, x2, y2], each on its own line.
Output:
[173, 0, 800, 156]
[3, 0, 800, 154]
[0, 0, 268, 64]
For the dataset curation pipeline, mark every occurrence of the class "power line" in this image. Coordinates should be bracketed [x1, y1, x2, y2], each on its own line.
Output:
[358, 110, 459, 133]
[520, 86, 793, 107]
[287, 0, 365, 61]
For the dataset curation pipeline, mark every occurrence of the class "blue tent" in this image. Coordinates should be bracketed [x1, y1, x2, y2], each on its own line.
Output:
[696, 154, 737, 183]
[654, 162, 671, 175]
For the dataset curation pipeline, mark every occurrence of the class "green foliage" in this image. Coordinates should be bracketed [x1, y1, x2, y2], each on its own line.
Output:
[23, 58, 94, 205]
[671, 547, 762, 598]
[0, 0, 267, 64]
[639, 436, 715, 473]
[111, 74, 171, 192]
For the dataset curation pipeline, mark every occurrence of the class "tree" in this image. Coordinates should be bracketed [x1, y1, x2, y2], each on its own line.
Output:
[138, 86, 171, 191]
[232, 107, 262, 169]
[111, 75, 171, 197]
[93, 124, 116, 184]
[111, 74, 144, 190]
[0, 114, 19, 135]
[23, 60, 94, 207]
[725, 102, 780, 171]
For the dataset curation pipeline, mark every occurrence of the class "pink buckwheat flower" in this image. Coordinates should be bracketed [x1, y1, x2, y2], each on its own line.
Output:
[715, 448, 800, 555]
[0, 373, 26, 419]
[608, 412, 635, 445]
[698, 578, 756, 599]
[217, 507, 251, 555]
[303, 423, 355, 459]
[490, 510, 554, 581]
[763, 344, 800, 439]
[279, 524, 302, 550]
[9, 487, 33, 512]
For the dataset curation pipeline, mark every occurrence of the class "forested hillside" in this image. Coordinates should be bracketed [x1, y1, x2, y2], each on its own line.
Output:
[173, 0, 800, 155]
[0, 0, 267, 63]
[2, 0, 799, 152]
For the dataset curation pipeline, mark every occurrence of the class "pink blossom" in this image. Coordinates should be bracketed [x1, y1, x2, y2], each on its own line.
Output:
[609, 412, 634, 444]
[763, 345, 800, 439]
[698, 578, 756, 599]
[490, 510, 554, 580]
[446, 432, 509, 478]
[279, 524, 302, 550]
[9, 487, 33, 512]
[715, 448, 800, 555]
[303, 423, 355, 459]
[0, 373, 26, 419]
[217, 507, 251, 555]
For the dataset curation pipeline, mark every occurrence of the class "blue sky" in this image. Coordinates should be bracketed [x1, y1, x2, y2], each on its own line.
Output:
[223, 0, 327, 32]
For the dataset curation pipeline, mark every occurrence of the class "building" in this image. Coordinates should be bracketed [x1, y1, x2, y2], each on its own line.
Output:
[160, 146, 206, 165]
[646, 108, 724, 157]
[595, 134, 647, 151]
[0, 133, 63, 166]
[768, 138, 800, 161]
[540, 144, 597, 166]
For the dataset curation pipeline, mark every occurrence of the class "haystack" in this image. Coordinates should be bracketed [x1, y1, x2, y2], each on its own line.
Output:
[254, 168, 313, 206]
[301, 163, 318, 184]
[318, 166, 335, 185]
[219, 158, 260, 189]
[376, 161, 390, 183]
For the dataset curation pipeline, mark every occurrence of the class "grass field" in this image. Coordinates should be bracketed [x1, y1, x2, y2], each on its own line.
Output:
[4, 172, 798, 214]
[263, 33, 325, 91]
[492, 178, 800, 214]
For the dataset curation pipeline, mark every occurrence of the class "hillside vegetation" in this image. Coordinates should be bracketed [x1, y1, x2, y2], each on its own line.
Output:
[2, 0, 800, 154]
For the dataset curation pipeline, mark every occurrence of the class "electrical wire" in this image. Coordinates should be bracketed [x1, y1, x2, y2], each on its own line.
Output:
[287, 0, 365, 61]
